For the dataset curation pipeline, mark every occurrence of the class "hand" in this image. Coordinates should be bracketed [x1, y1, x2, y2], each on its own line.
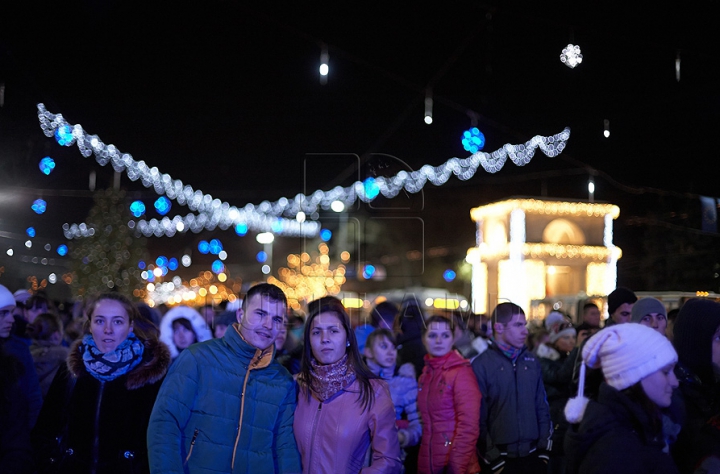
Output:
[397, 431, 407, 447]
[576, 330, 589, 347]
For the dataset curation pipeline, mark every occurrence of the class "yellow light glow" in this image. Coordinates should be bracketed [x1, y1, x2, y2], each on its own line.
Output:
[469, 242, 622, 262]
[433, 298, 460, 310]
[472, 199, 620, 221]
[471, 261, 488, 314]
[586, 262, 607, 296]
[524, 259, 546, 300]
[199, 288, 207, 297]
[342, 297, 364, 309]
[424, 298, 434, 307]
[209, 285, 218, 295]
[340, 251, 350, 262]
[218, 273, 227, 282]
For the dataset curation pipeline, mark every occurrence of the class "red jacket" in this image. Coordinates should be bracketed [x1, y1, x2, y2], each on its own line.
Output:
[294, 378, 402, 473]
[418, 350, 481, 474]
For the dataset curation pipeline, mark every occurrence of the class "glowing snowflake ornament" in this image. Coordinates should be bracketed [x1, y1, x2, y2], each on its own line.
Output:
[560, 44, 583, 69]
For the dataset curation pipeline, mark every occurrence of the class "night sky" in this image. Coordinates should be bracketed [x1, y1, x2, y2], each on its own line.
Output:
[1, 1, 719, 294]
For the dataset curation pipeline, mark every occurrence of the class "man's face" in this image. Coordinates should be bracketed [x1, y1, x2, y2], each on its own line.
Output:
[611, 303, 633, 324]
[0, 304, 15, 338]
[237, 294, 286, 350]
[584, 307, 601, 327]
[495, 312, 528, 349]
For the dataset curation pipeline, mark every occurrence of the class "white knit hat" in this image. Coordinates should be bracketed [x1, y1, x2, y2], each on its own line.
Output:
[544, 311, 565, 330]
[0, 284, 15, 309]
[565, 323, 677, 423]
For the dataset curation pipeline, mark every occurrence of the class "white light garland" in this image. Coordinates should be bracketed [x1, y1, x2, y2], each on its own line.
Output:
[38, 104, 571, 238]
[560, 44, 583, 68]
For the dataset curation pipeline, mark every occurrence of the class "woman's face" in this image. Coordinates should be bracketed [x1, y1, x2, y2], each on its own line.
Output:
[640, 363, 679, 408]
[90, 299, 133, 353]
[366, 335, 397, 369]
[275, 326, 287, 351]
[555, 334, 576, 353]
[309, 312, 347, 365]
[173, 323, 196, 350]
[423, 321, 454, 357]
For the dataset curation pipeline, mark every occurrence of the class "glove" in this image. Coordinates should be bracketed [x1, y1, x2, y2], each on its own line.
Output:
[536, 448, 550, 464]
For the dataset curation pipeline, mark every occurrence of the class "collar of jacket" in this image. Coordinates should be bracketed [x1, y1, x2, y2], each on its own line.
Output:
[424, 349, 467, 369]
[228, 322, 274, 370]
[67, 336, 171, 390]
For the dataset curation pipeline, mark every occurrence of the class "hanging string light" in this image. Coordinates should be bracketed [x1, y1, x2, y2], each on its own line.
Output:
[424, 88, 433, 124]
[319, 44, 329, 85]
[603, 119, 610, 138]
[38, 104, 571, 239]
[675, 51, 681, 82]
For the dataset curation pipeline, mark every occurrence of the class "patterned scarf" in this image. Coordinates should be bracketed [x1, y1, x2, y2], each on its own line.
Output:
[492, 337, 523, 363]
[309, 353, 356, 401]
[80, 333, 144, 382]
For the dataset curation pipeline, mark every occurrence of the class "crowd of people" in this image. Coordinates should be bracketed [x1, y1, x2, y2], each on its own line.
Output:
[0, 281, 719, 474]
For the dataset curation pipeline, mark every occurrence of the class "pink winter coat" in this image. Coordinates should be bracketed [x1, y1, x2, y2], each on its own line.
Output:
[294, 378, 403, 473]
[417, 350, 481, 474]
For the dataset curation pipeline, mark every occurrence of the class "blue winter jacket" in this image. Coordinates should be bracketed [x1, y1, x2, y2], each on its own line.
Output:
[147, 323, 301, 473]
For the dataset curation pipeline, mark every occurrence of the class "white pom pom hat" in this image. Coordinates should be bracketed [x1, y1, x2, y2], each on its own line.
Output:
[565, 323, 677, 423]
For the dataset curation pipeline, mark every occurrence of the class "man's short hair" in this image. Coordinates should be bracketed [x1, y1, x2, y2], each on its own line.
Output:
[241, 283, 287, 312]
[583, 302, 599, 313]
[607, 287, 637, 315]
[491, 302, 525, 326]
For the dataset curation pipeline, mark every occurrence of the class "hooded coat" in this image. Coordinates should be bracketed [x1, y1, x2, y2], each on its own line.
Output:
[564, 383, 680, 474]
[417, 350, 481, 474]
[32, 337, 170, 474]
[158, 306, 212, 360]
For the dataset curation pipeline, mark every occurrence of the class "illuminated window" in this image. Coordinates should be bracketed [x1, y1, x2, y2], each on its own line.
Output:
[543, 218, 585, 245]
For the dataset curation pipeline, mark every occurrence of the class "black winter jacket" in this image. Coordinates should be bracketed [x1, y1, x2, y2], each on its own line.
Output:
[32, 337, 170, 474]
[564, 383, 680, 474]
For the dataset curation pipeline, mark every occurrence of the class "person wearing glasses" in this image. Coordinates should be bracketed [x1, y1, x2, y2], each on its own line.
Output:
[147, 283, 301, 474]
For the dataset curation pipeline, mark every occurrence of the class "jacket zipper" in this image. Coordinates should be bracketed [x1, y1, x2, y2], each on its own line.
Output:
[231, 356, 261, 469]
[185, 429, 199, 464]
[307, 401, 323, 470]
[90, 381, 105, 474]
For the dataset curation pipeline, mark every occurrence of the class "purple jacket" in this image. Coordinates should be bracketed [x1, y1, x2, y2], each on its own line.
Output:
[294, 378, 403, 473]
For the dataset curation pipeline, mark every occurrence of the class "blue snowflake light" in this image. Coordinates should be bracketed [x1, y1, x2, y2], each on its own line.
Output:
[57, 244, 68, 256]
[211, 260, 225, 274]
[26, 227, 36, 238]
[138, 260, 146, 270]
[54, 125, 74, 146]
[461, 128, 486, 153]
[235, 223, 248, 236]
[320, 229, 332, 242]
[256, 251, 268, 263]
[443, 269, 457, 282]
[156, 256, 169, 267]
[154, 196, 171, 216]
[198, 240, 210, 254]
[32, 199, 47, 214]
[364, 177, 380, 200]
[39, 157, 56, 175]
[130, 200, 146, 218]
[168, 257, 179, 271]
[209, 239, 223, 255]
[362, 264, 376, 279]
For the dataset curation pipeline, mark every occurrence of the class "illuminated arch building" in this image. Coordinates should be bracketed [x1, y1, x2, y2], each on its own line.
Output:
[466, 197, 621, 319]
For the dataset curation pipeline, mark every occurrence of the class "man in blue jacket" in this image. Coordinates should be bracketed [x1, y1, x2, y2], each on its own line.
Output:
[148, 283, 301, 473]
[471, 302, 552, 474]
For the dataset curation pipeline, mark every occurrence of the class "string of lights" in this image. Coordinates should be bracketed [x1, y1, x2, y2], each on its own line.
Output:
[38, 104, 570, 239]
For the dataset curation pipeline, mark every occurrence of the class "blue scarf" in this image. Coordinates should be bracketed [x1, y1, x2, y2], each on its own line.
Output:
[80, 333, 144, 382]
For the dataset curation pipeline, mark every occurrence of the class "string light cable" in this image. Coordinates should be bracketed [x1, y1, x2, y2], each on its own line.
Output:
[38, 103, 571, 238]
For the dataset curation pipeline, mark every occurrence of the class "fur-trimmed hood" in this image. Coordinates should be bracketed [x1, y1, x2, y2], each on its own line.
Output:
[158, 305, 213, 359]
[68, 336, 171, 390]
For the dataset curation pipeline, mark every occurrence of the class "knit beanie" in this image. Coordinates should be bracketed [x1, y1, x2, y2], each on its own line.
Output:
[544, 311, 566, 331]
[0, 284, 15, 309]
[673, 298, 720, 385]
[631, 297, 667, 323]
[565, 323, 677, 423]
[608, 287, 637, 315]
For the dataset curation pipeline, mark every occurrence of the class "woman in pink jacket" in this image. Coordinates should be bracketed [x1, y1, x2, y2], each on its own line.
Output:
[417, 315, 481, 474]
[294, 296, 402, 473]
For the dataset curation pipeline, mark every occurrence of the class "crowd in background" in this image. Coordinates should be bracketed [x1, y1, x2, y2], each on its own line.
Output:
[1, 282, 719, 473]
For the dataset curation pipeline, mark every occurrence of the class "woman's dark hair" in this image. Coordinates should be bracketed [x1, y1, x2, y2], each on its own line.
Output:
[422, 314, 452, 336]
[83, 293, 156, 342]
[25, 292, 57, 314]
[394, 300, 425, 342]
[26, 312, 64, 341]
[298, 296, 377, 412]
[365, 328, 396, 350]
[172, 318, 197, 337]
[622, 382, 663, 434]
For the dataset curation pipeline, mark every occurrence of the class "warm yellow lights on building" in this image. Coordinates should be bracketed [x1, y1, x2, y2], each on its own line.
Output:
[471, 199, 620, 221]
[586, 262, 608, 296]
[341, 297, 364, 309]
[432, 298, 461, 310]
[467, 242, 621, 262]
